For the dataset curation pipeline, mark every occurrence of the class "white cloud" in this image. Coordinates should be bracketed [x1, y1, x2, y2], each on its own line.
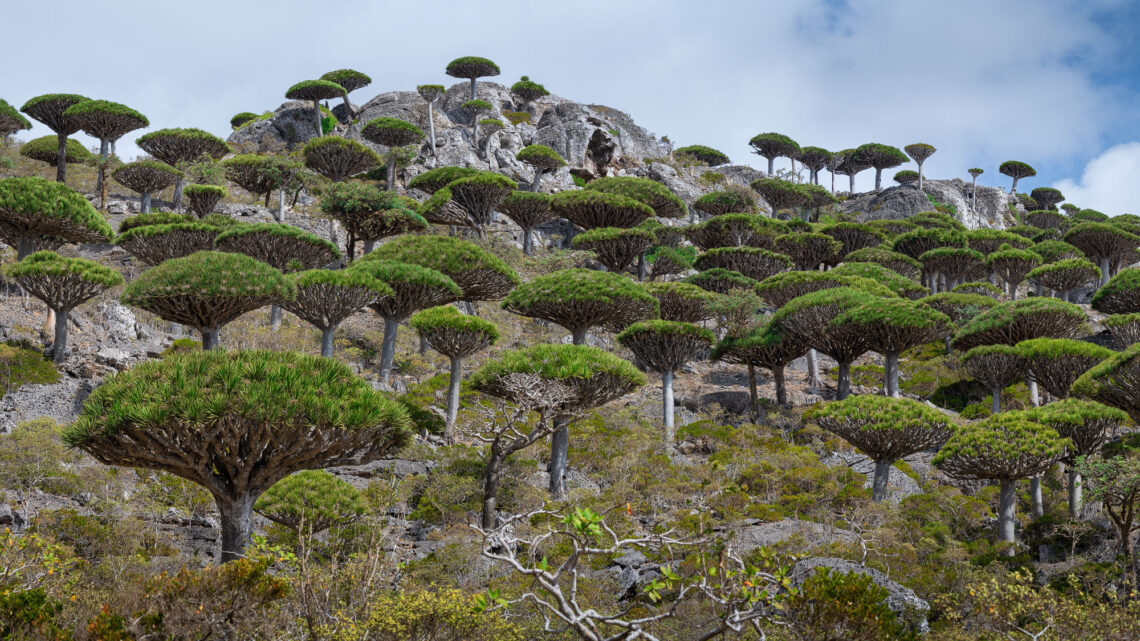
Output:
[1053, 142, 1140, 214]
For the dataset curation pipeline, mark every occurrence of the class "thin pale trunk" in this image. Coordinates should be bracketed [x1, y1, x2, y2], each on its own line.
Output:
[320, 327, 335, 357]
[945, 334, 953, 354]
[96, 139, 108, 195]
[419, 333, 429, 355]
[837, 360, 852, 400]
[807, 349, 821, 387]
[1036, 282, 1043, 297]
[662, 370, 675, 447]
[1027, 371, 1040, 407]
[341, 95, 352, 119]
[1010, 177, 1019, 194]
[532, 168, 544, 192]
[1068, 470, 1082, 519]
[849, 173, 855, 195]
[1030, 476, 1044, 518]
[380, 315, 399, 385]
[311, 100, 323, 138]
[55, 133, 67, 183]
[216, 493, 254, 563]
[549, 417, 569, 499]
[1008, 280, 1018, 300]
[1061, 289, 1070, 303]
[387, 156, 397, 192]
[1100, 257, 1112, 288]
[51, 308, 68, 364]
[141, 192, 151, 213]
[637, 251, 647, 281]
[830, 170, 835, 195]
[767, 157, 774, 176]
[992, 386, 1002, 414]
[270, 305, 282, 331]
[427, 102, 437, 156]
[276, 189, 286, 222]
[172, 177, 185, 211]
[885, 352, 900, 398]
[469, 78, 477, 102]
[998, 479, 1017, 555]
[971, 177, 978, 208]
[481, 447, 505, 530]
[872, 459, 891, 502]
[773, 365, 787, 407]
[200, 327, 220, 350]
[917, 161, 924, 190]
[446, 356, 463, 433]
[747, 362, 759, 415]
[522, 228, 533, 256]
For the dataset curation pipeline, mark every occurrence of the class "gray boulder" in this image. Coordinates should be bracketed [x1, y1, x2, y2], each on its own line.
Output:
[843, 179, 1021, 230]
[727, 518, 858, 553]
[791, 557, 930, 633]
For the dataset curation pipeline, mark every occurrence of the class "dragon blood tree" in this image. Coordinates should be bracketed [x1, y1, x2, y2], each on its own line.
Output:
[0, 177, 113, 258]
[1024, 209, 1067, 230]
[18, 135, 90, 170]
[1063, 223, 1140, 288]
[968, 229, 1032, 255]
[750, 177, 809, 219]
[835, 148, 872, 194]
[999, 160, 1036, 194]
[1016, 337, 1112, 401]
[967, 168, 983, 207]
[894, 170, 919, 186]
[20, 93, 88, 183]
[676, 144, 730, 167]
[771, 287, 881, 399]
[1026, 399, 1128, 517]
[348, 260, 461, 385]
[712, 320, 809, 409]
[469, 344, 645, 522]
[1072, 342, 1140, 423]
[854, 143, 908, 191]
[685, 214, 784, 251]
[756, 271, 894, 307]
[748, 132, 800, 176]
[302, 136, 380, 183]
[694, 247, 792, 282]
[807, 396, 955, 501]
[796, 146, 831, 185]
[1091, 268, 1140, 314]
[644, 282, 719, 323]
[502, 268, 658, 343]
[649, 247, 693, 281]
[584, 176, 688, 220]
[406, 166, 482, 196]
[285, 79, 345, 137]
[421, 172, 518, 239]
[222, 154, 296, 211]
[1104, 314, 1140, 348]
[319, 182, 425, 257]
[833, 298, 951, 397]
[499, 191, 555, 256]
[255, 470, 365, 536]
[918, 293, 997, 352]
[364, 234, 519, 307]
[446, 56, 501, 101]
[215, 222, 341, 329]
[3, 252, 123, 364]
[516, 144, 566, 192]
[64, 349, 411, 561]
[510, 75, 550, 109]
[112, 160, 183, 213]
[986, 245, 1041, 300]
[320, 68, 371, 119]
[121, 251, 294, 349]
[844, 247, 922, 280]
[903, 143, 936, 189]
[820, 222, 886, 257]
[951, 297, 1088, 352]
[459, 99, 492, 141]
[182, 184, 226, 219]
[115, 222, 222, 266]
[920, 247, 986, 293]
[361, 117, 424, 192]
[572, 226, 654, 276]
[0, 98, 31, 139]
[617, 320, 714, 443]
[281, 268, 390, 357]
[552, 190, 655, 232]
[953, 282, 1003, 299]
[777, 232, 843, 271]
[933, 412, 1067, 555]
[962, 345, 1026, 414]
[136, 128, 230, 211]
[684, 268, 760, 295]
[829, 262, 928, 299]
[411, 306, 500, 434]
[62, 99, 148, 204]
[693, 189, 757, 219]
[416, 84, 446, 156]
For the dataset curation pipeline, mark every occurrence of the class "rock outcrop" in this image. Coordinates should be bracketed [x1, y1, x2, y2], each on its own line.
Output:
[842, 179, 1022, 230]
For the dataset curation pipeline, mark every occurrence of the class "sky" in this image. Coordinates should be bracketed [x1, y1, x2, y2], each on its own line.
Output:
[4, 0, 1140, 211]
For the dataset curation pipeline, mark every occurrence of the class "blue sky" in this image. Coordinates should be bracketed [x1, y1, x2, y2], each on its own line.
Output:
[4, 0, 1139, 211]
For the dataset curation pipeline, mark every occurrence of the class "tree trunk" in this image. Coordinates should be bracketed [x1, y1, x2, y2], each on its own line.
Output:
[363, 237, 375, 255]
[387, 156, 398, 192]
[874, 167, 883, 191]
[917, 161, 924, 190]
[1030, 476, 1044, 518]
[548, 417, 569, 499]
[1068, 469, 1082, 519]
[971, 177, 978, 208]
[830, 170, 835, 195]
[469, 78, 477, 102]
[141, 192, 151, 213]
[16, 236, 36, 260]
[320, 327, 335, 358]
[1010, 177, 1019, 194]
[773, 364, 787, 407]
[270, 305, 282, 331]
[216, 493, 255, 563]
[522, 228, 533, 256]
[572, 327, 587, 345]
[481, 447, 505, 530]
[1027, 371, 1040, 407]
[885, 352, 900, 398]
[872, 459, 891, 502]
[379, 315, 399, 386]
[991, 386, 1002, 414]
[747, 362, 759, 415]
[837, 360, 851, 399]
[807, 349, 821, 387]
[531, 168, 544, 192]
[55, 132, 67, 183]
[998, 479, 1017, 555]
[637, 251, 647, 281]
[51, 308, 68, 364]
[172, 177, 185, 212]
[945, 335, 952, 354]
[1061, 289, 1069, 303]
[662, 370, 675, 447]
[849, 173, 855, 195]
[446, 356, 463, 433]
[96, 139, 109, 195]
[276, 189, 286, 222]
[341, 95, 352, 119]
[1008, 280, 1018, 300]
[419, 332, 430, 355]
[1100, 257, 1112, 288]
[200, 327, 221, 350]
[766, 157, 774, 176]
[427, 102, 437, 156]
[311, 100, 323, 138]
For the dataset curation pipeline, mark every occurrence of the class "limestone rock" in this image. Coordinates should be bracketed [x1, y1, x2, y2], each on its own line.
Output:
[821, 451, 922, 503]
[842, 179, 1021, 230]
[727, 518, 858, 553]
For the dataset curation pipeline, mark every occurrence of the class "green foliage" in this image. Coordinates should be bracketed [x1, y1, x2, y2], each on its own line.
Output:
[750, 177, 810, 212]
[584, 176, 687, 219]
[830, 262, 926, 298]
[805, 395, 955, 459]
[502, 110, 531, 125]
[410, 305, 500, 358]
[469, 343, 646, 405]
[325, 587, 526, 641]
[894, 169, 920, 184]
[214, 221, 341, 269]
[832, 296, 950, 333]
[515, 144, 566, 169]
[855, 142, 908, 169]
[319, 68, 372, 93]
[1025, 398, 1126, 459]
[503, 268, 656, 323]
[361, 117, 424, 147]
[302, 136, 381, 181]
[0, 343, 58, 399]
[951, 297, 1089, 351]
[756, 270, 896, 306]
[255, 470, 364, 534]
[0, 176, 114, 244]
[684, 267, 759, 294]
[136, 127, 231, 163]
[19, 135, 91, 165]
[19, 93, 88, 131]
[785, 568, 919, 641]
[117, 211, 191, 233]
[844, 247, 922, 277]
[675, 144, 730, 166]
[510, 75, 549, 103]
[63, 99, 148, 137]
[4, 250, 121, 288]
[363, 234, 519, 300]
[1071, 342, 1140, 421]
[285, 79, 346, 101]
[1072, 208, 1109, 223]
[407, 166, 483, 194]
[952, 281, 1003, 297]
[747, 132, 800, 159]
[230, 112, 259, 129]
[999, 160, 1037, 179]
[933, 411, 1068, 480]
[112, 159, 183, 194]
[0, 98, 32, 133]
[617, 319, 715, 346]
[445, 56, 501, 79]
[693, 189, 756, 216]
[122, 250, 294, 308]
[1092, 267, 1140, 314]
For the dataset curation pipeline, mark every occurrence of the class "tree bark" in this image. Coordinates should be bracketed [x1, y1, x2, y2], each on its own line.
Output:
[172, 177, 185, 212]
[387, 156, 398, 193]
[216, 493, 255, 563]
[311, 100, 323, 138]
[747, 362, 759, 415]
[1100, 257, 1112, 288]
[872, 459, 891, 502]
[51, 308, 68, 364]
[548, 417, 569, 499]
[379, 315, 399, 386]
[469, 78, 477, 102]
[341, 95, 352, 120]
[637, 251, 647, 281]
[773, 365, 787, 407]
[917, 161, 924, 190]
[141, 192, 151, 213]
[522, 228, 533, 256]
[16, 236, 36, 260]
[1027, 371, 1040, 407]
[806, 349, 821, 387]
[572, 327, 587, 345]
[1009, 280, 1018, 300]
[885, 352, 900, 398]
[1068, 469, 1082, 519]
[848, 174, 855, 195]
[991, 386, 1002, 414]
[837, 360, 852, 400]
[874, 167, 883, 191]
[200, 327, 221, 350]
[531, 168, 544, 192]
[427, 101, 437, 156]
[971, 177, 978, 208]
[766, 157, 774, 176]
[998, 479, 1017, 555]
[320, 327, 335, 358]
[55, 132, 67, 183]
[96, 139, 109, 195]
[446, 356, 463, 433]
[662, 370, 675, 447]
[276, 189, 286, 222]
[270, 305, 282, 331]
[1030, 476, 1044, 519]
[481, 447, 505, 530]
[1010, 177, 1019, 194]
